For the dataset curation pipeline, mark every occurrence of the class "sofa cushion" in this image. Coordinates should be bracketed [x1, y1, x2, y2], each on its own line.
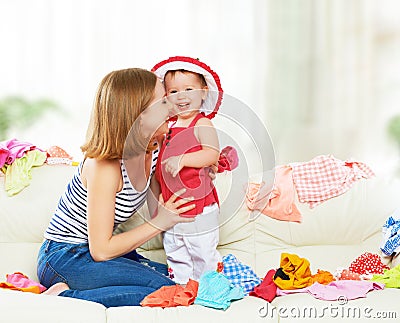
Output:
[0, 242, 41, 280]
[0, 165, 75, 243]
[0, 289, 106, 323]
[254, 176, 400, 275]
[106, 296, 272, 323]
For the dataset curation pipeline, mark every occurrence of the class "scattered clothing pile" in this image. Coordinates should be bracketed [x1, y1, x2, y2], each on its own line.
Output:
[246, 154, 375, 222]
[3, 251, 398, 309]
[249, 252, 391, 303]
[140, 250, 394, 310]
[140, 254, 249, 310]
[0, 138, 47, 196]
[0, 138, 76, 196]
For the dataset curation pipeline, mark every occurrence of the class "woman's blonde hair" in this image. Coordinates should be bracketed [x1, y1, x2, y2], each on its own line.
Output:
[81, 68, 157, 160]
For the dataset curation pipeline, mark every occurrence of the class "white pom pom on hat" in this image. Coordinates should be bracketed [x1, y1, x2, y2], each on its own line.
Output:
[151, 56, 223, 119]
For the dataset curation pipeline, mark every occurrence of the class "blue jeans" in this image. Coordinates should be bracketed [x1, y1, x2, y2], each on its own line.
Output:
[37, 239, 175, 307]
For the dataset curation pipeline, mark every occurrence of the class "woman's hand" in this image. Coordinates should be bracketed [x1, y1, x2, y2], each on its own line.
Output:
[150, 188, 195, 231]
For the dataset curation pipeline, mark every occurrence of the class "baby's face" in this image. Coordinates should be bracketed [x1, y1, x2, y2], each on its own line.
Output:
[164, 71, 207, 119]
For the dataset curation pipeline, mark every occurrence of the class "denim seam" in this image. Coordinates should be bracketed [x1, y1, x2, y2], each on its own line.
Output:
[40, 261, 68, 285]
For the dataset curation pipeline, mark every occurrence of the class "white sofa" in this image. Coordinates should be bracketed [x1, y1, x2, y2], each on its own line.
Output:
[1, 163, 400, 323]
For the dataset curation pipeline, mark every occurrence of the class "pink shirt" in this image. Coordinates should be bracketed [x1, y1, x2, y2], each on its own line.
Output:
[0, 138, 41, 168]
[276, 280, 384, 300]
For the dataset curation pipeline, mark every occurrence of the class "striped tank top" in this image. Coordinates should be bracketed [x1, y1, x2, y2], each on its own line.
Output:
[44, 149, 158, 244]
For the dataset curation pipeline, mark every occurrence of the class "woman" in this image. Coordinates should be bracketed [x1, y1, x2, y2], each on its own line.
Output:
[37, 68, 197, 307]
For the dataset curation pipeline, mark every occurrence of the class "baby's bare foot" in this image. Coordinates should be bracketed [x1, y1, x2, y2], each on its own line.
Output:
[43, 282, 70, 295]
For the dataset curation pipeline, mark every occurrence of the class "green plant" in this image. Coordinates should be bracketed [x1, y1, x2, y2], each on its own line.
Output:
[388, 115, 400, 152]
[0, 96, 60, 140]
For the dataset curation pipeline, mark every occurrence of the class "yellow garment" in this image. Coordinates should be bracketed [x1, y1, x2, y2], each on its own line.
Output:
[3, 149, 46, 196]
[274, 253, 314, 290]
[371, 264, 400, 288]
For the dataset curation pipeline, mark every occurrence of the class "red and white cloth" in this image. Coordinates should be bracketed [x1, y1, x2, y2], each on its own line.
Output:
[348, 252, 389, 275]
[46, 145, 73, 165]
[290, 155, 375, 209]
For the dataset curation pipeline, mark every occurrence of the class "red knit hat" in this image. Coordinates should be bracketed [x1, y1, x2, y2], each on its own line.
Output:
[151, 56, 223, 119]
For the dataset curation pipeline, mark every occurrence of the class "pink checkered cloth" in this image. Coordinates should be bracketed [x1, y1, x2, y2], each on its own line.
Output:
[290, 155, 375, 208]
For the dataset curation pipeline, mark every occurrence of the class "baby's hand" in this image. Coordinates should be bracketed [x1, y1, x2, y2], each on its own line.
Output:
[161, 155, 183, 177]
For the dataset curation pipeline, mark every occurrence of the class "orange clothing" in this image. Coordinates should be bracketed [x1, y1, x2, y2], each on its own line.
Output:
[0, 282, 42, 294]
[311, 269, 335, 285]
[174, 279, 199, 306]
[0, 272, 46, 294]
[140, 279, 199, 308]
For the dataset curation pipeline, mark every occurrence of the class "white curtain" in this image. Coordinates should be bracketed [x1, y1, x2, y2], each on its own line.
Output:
[0, 0, 268, 160]
[1, 0, 399, 175]
[265, 0, 400, 175]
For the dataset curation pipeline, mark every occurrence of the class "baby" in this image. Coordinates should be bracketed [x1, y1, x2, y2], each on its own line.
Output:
[152, 56, 224, 284]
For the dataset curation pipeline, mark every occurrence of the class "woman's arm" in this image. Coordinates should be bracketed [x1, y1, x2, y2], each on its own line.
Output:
[147, 175, 161, 218]
[162, 118, 220, 177]
[83, 158, 194, 262]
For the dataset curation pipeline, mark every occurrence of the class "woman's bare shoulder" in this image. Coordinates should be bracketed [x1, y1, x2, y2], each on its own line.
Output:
[81, 158, 122, 190]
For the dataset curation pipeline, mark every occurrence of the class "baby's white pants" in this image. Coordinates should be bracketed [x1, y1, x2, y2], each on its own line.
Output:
[163, 204, 222, 284]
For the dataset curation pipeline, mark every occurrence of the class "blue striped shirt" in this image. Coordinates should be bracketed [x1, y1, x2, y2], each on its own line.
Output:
[44, 150, 158, 243]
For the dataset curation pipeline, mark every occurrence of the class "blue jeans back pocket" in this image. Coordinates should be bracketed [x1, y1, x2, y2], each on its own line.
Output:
[38, 261, 67, 288]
